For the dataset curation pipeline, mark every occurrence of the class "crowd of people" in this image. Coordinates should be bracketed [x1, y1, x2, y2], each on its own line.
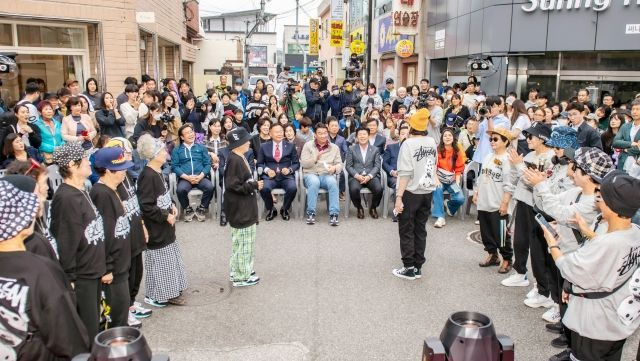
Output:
[1, 69, 640, 361]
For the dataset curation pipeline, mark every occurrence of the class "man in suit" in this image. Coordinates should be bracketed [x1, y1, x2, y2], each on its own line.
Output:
[345, 127, 383, 219]
[366, 117, 387, 155]
[257, 123, 299, 221]
[566, 102, 602, 149]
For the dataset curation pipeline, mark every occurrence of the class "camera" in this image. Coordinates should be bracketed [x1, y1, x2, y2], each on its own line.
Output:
[72, 327, 169, 361]
[478, 107, 489, 117]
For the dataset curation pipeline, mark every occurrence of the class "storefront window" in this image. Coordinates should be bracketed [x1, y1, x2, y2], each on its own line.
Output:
[17, 25, 85, 48]
[559, 80, 639, 106]
[0, 24, 12, 46]
[526, 75, 557, 100]
[527, 53, 559, 71]
[561, 52, 640, 71]
[0, 54, 84, 107]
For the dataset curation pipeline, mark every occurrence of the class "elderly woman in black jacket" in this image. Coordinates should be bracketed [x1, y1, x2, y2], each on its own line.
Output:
[224, 127, 263, 288]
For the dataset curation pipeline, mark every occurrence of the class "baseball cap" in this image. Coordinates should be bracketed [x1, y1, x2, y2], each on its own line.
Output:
[385, 78, 394, 84]
[600, 170, 640, 218]
[93, 147, 134, 171]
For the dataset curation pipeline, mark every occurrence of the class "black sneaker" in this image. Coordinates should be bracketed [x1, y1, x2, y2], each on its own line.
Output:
[306, 212, 316, 225]
[195, 205, 207, 222]
[551, 335, 568, 349]
[392, 266, 415, 280]
[184, 206, 195, 222]
[414, 268, 422, 279]
[329, 214, 339, 226]
[545, 322, 563, 334]
[548, 349, 571, 361]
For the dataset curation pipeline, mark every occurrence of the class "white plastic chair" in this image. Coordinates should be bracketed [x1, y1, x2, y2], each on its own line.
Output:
[169, 168, 218, 221]
[47, 165, 64, 193]
[298, 167, 344, 218]
[257, 171, 300, 219]
[344, 168, 387, 218]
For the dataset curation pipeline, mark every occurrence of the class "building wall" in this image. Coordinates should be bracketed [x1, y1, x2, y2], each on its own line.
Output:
[317, 0, 343, 86]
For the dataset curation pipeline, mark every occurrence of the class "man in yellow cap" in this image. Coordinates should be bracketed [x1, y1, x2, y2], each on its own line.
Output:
[392, 108, 438, 280]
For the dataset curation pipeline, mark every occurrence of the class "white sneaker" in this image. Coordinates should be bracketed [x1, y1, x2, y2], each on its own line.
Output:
[474, 220, 480, 225]
[526, 286, 539, 299]
[434, 217, 446, 228]
[128, 312, 142, 328]
[524, 293, 555, 308]
[542, 305, 561, 322]
[501, 273, 530, 287]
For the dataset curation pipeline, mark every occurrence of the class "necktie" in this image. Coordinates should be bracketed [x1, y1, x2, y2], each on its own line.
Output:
[274, 143, 281, 162]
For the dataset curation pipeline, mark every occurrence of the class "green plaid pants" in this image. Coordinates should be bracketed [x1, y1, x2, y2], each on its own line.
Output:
[230, 225, 257, 281]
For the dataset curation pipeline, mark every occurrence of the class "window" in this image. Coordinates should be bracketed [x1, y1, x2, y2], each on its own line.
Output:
[0, 24, 12, 46]
[561, 52, 640, 71]
[287, 43, 308, 54]
[527, 53, 559, 71]
[17, 25, 85, 48]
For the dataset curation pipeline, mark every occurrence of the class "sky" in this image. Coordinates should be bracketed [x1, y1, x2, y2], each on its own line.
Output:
[199, 0, 323, 49]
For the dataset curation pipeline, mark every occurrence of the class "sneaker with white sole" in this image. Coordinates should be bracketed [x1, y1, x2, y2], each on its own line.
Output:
[434, 217, 446, 228]
[128, 312, 142, 328]
[233, 274, 260, 287]
[444, 200, 454, 217]
[542, 304, 561, 323]
[500, 273, 530, 287]
[474, 220, 480, 225]
[130, 302, 153, 318]
[144, 297, 168, 308]
[526, 286, 539, 299]
[392, 266, 416, 280]
[414, 268, 422, 279]
[524, 293, 555, 308]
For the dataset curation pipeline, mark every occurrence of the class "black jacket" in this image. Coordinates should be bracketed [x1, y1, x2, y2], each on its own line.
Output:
[576, 121, 603, 149]
[24, 231, 58, 262]
[91, 183, 132, 276]
[136, 166, 176, 250]
[95, 108, 125, 138]
[0, 251, 90, 360]
[223, 152, 259, 228]
[117, 176, 147, 257]
[50, 183, 106, 282]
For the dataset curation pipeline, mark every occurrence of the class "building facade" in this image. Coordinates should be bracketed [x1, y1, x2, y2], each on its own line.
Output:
[317, 0, 343, 86]
[282, 24, 318, 77]
[0, 0, 200, 106]
[424, 0, 640, 103]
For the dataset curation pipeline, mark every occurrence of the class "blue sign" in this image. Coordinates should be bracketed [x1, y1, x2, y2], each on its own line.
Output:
[377, 14, 409, 54]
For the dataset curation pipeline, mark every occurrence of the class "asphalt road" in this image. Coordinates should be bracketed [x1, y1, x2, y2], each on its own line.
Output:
[138, 208, 639, 361]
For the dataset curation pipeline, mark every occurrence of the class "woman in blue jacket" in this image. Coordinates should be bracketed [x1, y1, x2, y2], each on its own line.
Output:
[34, 101, 64, 164]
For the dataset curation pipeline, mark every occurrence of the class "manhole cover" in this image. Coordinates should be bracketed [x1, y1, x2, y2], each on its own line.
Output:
[467, 230, 482, 245]
[183, 281, 230, 306]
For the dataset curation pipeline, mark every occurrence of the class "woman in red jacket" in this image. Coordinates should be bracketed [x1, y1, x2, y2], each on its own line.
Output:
[432, 127, 466, 228]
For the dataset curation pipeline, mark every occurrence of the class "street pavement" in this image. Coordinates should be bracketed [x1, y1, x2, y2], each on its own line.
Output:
[139, 209, 639, 361]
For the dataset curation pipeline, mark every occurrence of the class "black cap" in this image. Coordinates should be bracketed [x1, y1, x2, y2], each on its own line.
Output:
[523, 123, 552, 143]
[227, 127, 252, 150]
[385, 78, 394, 84]
[600, 170, 640, 218]
[331, 85, 339, 91]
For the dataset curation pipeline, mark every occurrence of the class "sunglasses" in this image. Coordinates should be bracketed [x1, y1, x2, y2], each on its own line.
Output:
[490, 137, 502, 143]
[526, 134, 535, 140]
[25, 158, 42, 175]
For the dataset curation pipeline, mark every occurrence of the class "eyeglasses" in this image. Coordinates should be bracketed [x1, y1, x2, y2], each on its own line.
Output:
[490, 137, 501, 143]
[24, 158, 42, 175]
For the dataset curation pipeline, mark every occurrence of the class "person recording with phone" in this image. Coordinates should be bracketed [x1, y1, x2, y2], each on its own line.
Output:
[540, 170, 640, 361]
[471, 96, 511, 166]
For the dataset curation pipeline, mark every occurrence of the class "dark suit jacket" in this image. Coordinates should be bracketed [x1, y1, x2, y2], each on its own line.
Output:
[576, 121, 603, 149]
[370, 134, 386, 156]
[330, 134, 348, 162]
[345, 143, 381, 179]
[382, 142, 400, 177]
[257, 140, 300, 181]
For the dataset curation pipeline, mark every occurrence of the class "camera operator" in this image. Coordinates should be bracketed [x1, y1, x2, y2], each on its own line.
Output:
[316, 67, 328, 92]
[471, 96, 511, 166]
[346, 53, 362, 80]
[279, 80, 307, 122]
[305, 78, 328, 126]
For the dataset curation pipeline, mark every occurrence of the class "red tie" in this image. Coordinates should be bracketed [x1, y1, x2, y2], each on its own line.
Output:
[274, 143, 281, 162]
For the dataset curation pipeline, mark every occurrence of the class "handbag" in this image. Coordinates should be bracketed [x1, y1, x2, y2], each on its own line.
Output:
[436, 167, 455, 185]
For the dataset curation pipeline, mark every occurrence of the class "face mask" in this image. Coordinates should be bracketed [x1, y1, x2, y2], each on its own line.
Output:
[153, 113, 162, 121]
[370, 116, 379, 120]
[235, 86, 242, 91]
[345, 85, 352, 92]
[446, 95, 453, 101]
[332, 90, 339, 96]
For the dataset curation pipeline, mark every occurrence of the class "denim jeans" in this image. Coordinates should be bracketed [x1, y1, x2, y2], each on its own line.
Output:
[633, 209, 640, 226]
[431, 183, 465, 218]
[303, 173, 340, 215]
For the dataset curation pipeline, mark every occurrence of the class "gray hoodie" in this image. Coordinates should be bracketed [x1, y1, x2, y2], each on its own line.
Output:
[557, 224, 640, 340]
[397, 136, 438, 194]
[509, 149, 555, 207]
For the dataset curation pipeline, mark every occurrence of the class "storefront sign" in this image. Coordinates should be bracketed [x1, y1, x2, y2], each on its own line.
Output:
[350, 39, 365, 55]
[391, 0, 421, 35]
[331, 0, 344, 20]
[330, 21, 344, 47]
[378, 14, 409, 53]
[435, 29, 445, 50]
[248, 46, 268, 67]
[395, 39, 414, 58]
[522, 0, 640, 12]
[136, 12, 155, 24]
[309, 19, 319, 56]
[626, 24, 640, 34]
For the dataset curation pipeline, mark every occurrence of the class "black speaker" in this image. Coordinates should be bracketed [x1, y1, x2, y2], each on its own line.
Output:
[72, 327, 169, 361]
[422, 311, 514, 361]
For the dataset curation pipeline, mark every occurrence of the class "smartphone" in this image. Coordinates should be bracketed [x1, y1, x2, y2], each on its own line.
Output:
[524, 161, 538, 170]
[450, 183, 461, 194]
[535, 213, 558, 239]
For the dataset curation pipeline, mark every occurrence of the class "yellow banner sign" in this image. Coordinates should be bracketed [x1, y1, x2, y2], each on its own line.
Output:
[309, 19, 319, 55]
[350, 39, 365, 55]
[330, 20, 344, 47]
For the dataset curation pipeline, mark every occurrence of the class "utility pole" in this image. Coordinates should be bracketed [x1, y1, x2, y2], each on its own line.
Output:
[364, 0, 373, 84]
[295, 0, 308, 77]
[244, 0, 267, 84]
